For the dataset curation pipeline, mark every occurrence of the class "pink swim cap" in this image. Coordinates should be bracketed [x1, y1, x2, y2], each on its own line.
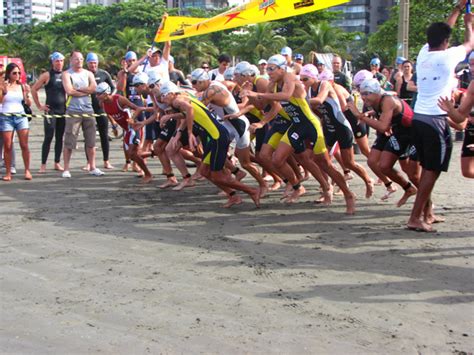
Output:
[353, 70, 374, 87]
[300, 64, 319, 79]
[318, 69, 334, 81]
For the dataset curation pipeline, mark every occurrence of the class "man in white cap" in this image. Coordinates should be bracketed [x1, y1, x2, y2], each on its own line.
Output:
[280, 46, 301, 74]
[190, 67, 268, 196]
[257, 59, 269, 78]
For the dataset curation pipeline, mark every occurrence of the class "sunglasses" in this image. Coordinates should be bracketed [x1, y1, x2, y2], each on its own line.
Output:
[149, 83, 157, 89]
[191, 80, 198, 85]
[201, 66, 209, 69]
[360, 91, 371, 96]
[11, 71, 20, 75]
[301, 77, 310, 82]
[266, 66, 279, 73]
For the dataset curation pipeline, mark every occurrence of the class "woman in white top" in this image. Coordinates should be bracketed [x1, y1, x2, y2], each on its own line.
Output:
[0, 63, 32, 181]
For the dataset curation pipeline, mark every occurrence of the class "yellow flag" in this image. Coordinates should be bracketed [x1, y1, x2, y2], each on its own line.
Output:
[154, 0, 349, 43]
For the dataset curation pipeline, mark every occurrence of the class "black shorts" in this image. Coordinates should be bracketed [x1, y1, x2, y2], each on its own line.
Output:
[157, 119, 177, 142]
[323, 124, 354, 150]
[462, 122, 474, 158]
[344, 109, 367, 138]
[263, 117, 292, 150]
[412, 113, 452, 172]
[202, 127, 230, 171]
[372, 132, 411, 157]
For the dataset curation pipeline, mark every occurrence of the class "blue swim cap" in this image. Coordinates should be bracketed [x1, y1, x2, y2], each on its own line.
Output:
[124, 51, 137, 61]
[396, 56, 406, 65]
[50, 52, 65, 61]
[86, 52, 99, 63]
[370, 58, 381, 66]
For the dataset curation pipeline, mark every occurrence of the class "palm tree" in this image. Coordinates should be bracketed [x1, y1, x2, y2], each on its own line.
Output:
[28, 35, 64, 71]
[244, 23, 286, 61]
[295, 22, 343, 55]
[172, 37, 219, 74]
[107, 27, 150, 61]
[64, 34, 100, 56]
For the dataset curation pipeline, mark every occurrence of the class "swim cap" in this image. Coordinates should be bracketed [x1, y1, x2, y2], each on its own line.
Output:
[147, 71, 162, 86]
[318, 69, 334, 81]
[267, 54, 287, 68]
[353, 70, 374, 87]
[96, 82, 111, 95]
[360, 78, 382, 94]
[86, 52, 99, 63]
[396, 56, 406, 65]
[370, 58, 381, 66]
[299, 64, 319, 79]
[224, 67, 235, 81]
[132, 72, 149, 86]
[124, 51, 137, 61]
[294, 53, 304, 61]
[281, 46, 292, 56]
[160, 81, 181, 96]
[191, 68, 210, 81]
[234, 61, 254, 76]
[50, 52, 65, 61]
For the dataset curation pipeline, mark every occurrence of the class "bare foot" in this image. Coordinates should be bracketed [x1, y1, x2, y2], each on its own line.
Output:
[396, 186, 417, 207]
[259, 184, 269, 198]
[24, 170, 33, 180]
[424, 214, 445, 225]
[281, 183, 293, 199]
[269, 181, 281, 191]
[344, 193, 356, 215]
[344, 172, 354, 181]
[141, 175, 153, 184]
[249, 188, 261, 208]
[365, 179, 374, 199]
[2, 175, 12, 181]
[82, 164, 90, 171]
[223, 194, 243, 208]
[374, 178, 383, 186]
[122, 163, 130, 172]
[407, 219, 436, 233]
[38, 165, 47, 174]
[159, 178, 178, 189]
[285, 185, 306, 204]
[104, 162, 115, 170]
[54, 163, 64, 172]
[172, 178, 195, 191]
[235, 169, 247, 181]
[381, 184, 397, 201]
[192, 173, 205, 181]
[132, 162, 141, 173]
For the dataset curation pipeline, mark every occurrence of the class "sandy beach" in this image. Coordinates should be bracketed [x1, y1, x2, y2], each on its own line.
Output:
[1, 99, 473, 354]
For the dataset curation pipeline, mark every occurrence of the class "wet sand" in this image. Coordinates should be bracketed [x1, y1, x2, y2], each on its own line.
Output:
[1, 107, 473, 354]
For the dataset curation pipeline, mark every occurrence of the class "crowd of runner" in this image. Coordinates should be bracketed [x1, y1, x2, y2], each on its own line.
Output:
[0, 2, 473, 232]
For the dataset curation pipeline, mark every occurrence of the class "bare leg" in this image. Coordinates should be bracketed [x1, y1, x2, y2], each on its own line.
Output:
[17, 129, 32, 180]
[341, 147, 373, 198]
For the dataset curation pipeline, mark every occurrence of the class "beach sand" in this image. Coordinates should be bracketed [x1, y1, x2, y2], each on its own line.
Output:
[1, 100, 473, 354]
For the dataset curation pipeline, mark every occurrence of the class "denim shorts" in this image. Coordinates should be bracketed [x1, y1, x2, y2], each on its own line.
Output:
[0, 114, 29, 132]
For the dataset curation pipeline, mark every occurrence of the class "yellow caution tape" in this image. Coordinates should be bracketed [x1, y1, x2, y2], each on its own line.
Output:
[0, 113, 107, 119]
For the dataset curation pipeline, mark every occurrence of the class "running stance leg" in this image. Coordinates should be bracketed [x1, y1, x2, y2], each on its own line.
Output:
[272, 142, 306, 202]
[314, 151, 356, 215]
[367, 148, 397, 199]
[235, 147, 268, 197]
[257, 143, 284, 191]
[379, 151, 417, 207]
[165, 136, 195, 190]
[129, 145, 152, 183]
[340, 147, 374, 198]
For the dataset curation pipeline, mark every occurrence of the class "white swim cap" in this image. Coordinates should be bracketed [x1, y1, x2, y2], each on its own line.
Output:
[132, 72, 149, 86]
[147, 71, 162, 86]
[190, 68, 210, 82]
[96, 82, 111, 95]
[267, 54, 287, 68]
[360, 78, 382, 94]
[234, 61, 254, 76]
[160, 81, 181, 96]
[224, 67, 235, 80]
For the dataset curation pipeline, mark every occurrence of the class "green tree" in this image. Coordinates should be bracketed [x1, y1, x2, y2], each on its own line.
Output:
[295, 22, 343, 55]
[368, 0, 465, 63]
[64, 34, 100, 56]
[243, 23, 286, 62]
[172, 37, 219, 73]
[28, 35, 64, 71]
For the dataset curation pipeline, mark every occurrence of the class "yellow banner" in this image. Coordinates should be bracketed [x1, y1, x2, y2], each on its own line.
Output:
[154, 0, 348, 43]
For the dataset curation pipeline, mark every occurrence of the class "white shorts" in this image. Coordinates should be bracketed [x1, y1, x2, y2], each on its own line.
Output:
[220, 116, 250, 150]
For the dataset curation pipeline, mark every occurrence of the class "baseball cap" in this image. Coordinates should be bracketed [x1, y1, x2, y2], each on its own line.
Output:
[147, 71, 162, 86]
[50, 52, 65, 61]
[96, 82, 111, 95]
[160, 81, 181, 96]
[151, 47, 162, 55]
[300, 64, 319, 79]
[124, 51, 137, 61]
[318, 69, 334, 81]
[132, 72, 149, 86]
[395, 56, 406, 65]
[234, 61, 254, 76]
[360, 78, 382, 94]
[190, 68, 210, 82]
[281, 46, 292, 56]
[315, 59, 325, 66]
[258, 59, 267, 65]
[268, 54, 287, 68]
[370, 58, 381, 66]
[224, 67, 235, 81]
[294, 53, 304, 61]
[86, 52, 99, 63]
[353, 70, 374, 87]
